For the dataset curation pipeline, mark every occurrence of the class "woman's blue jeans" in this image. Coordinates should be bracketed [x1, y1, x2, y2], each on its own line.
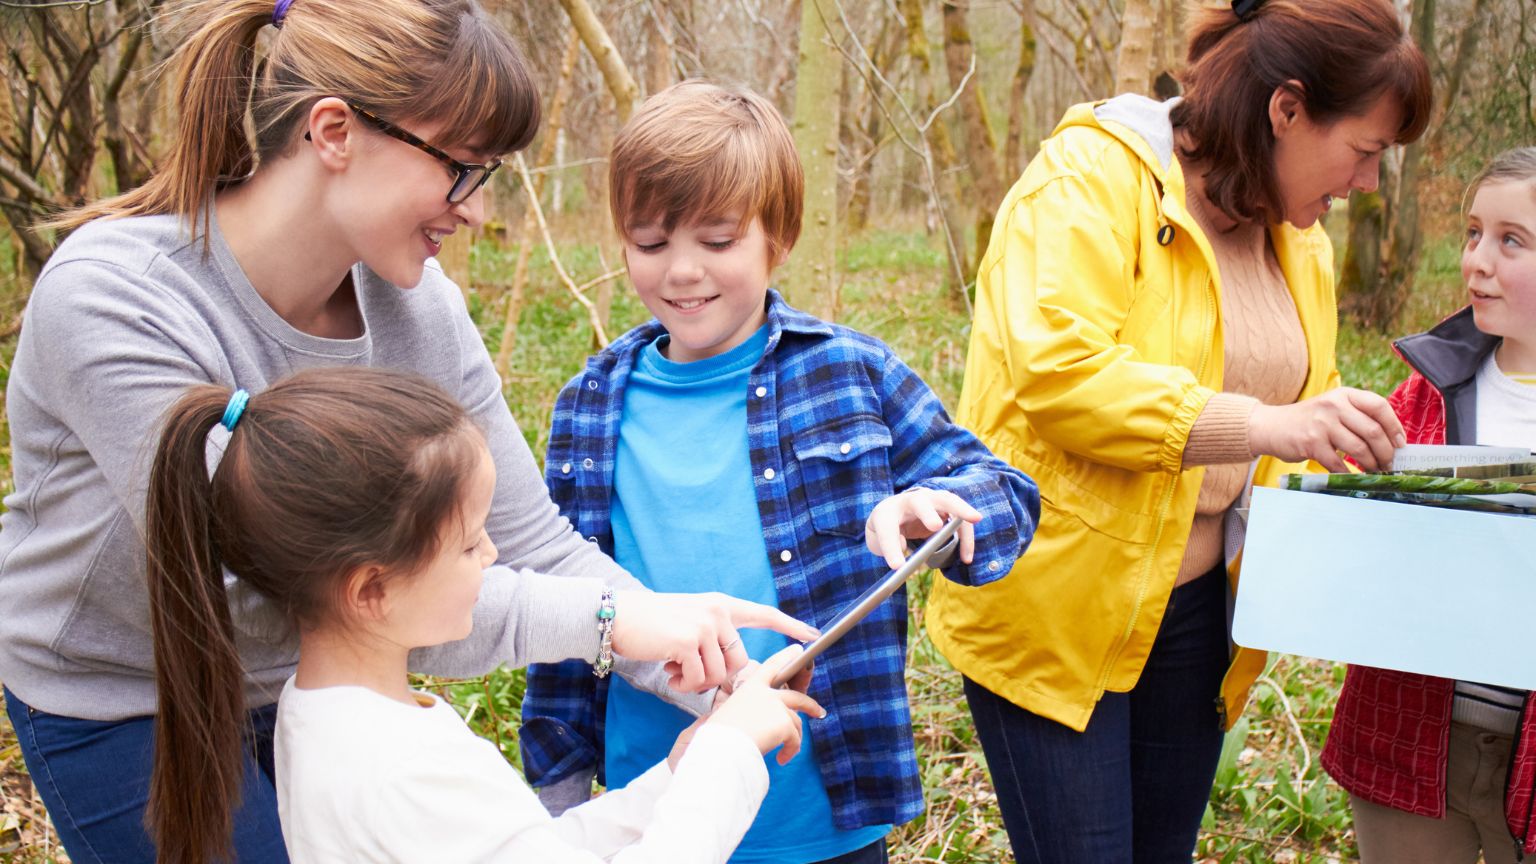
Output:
[963, 568, 1230, 864]
[4, 686, 289, 863]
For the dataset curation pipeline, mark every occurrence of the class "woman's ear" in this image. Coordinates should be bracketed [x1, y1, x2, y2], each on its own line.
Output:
[1269, 81, 1308, 138]
[306, 96, 358, 173]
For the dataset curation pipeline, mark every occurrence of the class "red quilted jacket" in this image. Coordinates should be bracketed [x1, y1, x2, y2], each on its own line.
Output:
[1320, 307, 1536, 858]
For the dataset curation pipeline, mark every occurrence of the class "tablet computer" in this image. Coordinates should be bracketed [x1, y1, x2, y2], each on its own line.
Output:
[770, 517, 963, 688]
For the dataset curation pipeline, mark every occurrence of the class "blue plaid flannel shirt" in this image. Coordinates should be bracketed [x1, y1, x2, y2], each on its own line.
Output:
[520, 290, 1039, 830]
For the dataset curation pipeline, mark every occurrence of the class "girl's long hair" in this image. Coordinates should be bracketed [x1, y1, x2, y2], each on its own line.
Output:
[51, 0, 540, 238]
[145, 366, 482, 864]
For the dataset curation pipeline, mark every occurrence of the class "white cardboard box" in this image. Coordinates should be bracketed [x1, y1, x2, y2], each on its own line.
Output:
[1232, 486, 1536, 689]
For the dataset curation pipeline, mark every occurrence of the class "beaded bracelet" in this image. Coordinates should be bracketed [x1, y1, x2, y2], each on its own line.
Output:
[593, 588, 616, 678]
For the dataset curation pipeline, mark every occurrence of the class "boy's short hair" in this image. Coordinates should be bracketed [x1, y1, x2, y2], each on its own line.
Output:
[610, 80, 803, 262]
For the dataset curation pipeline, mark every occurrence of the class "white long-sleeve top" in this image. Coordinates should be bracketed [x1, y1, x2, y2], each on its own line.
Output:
[275, 678, 767, 863]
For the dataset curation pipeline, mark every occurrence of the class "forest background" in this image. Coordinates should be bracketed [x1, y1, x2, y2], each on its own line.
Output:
[0, 0, 1532, 861]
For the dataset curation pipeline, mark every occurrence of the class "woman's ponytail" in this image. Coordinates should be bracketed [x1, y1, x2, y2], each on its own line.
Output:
[144, 384, 248, 864]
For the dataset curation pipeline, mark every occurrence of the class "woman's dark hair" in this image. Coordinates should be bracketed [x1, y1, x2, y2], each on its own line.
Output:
[1170, 0, 1433, 224]
[144, 366, 482, 864]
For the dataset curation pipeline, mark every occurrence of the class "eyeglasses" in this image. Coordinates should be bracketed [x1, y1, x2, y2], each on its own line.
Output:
[345, 102, 502, 204]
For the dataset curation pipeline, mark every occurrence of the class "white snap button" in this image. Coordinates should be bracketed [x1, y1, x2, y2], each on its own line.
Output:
[587, 380, 598, 390]
[779, 550, 792, 563]
[764, 468, 776, 480]
[582, 458, 594, 469]
[755, 386, 767, 398]
[561, 463, 572, 474]
[839, 443, 852, 455]
[989, 561, 1002, 572]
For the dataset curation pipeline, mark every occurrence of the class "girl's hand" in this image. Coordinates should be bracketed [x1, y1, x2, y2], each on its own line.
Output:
[865, 488, 982, 570]
[610, 591, 819, 693]
[704, 645, 825, 765]
[1248, 388, 1406, 473]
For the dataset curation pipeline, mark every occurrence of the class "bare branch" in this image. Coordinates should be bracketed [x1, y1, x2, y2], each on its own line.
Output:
[815, 0, 970, 310]
[0, 0, 110, 9]
[511, 152, 610, 348]
[0, 149, 53, 202]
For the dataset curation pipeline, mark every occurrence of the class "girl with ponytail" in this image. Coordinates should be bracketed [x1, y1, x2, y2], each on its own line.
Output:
[145, 367, 819, 864]
[0, 1, 813, 860]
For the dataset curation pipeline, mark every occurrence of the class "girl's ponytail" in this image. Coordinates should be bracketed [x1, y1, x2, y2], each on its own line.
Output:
[144, 384, 248, 864]
[49, 0, 272, 235]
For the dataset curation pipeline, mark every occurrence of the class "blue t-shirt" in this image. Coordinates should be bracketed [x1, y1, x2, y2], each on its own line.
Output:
[604, 327, 889, 863]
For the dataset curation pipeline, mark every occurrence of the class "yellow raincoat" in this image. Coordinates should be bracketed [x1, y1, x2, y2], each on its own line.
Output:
[926, 96, 1341, 732]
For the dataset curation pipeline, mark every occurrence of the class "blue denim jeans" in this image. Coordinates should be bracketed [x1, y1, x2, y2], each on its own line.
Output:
[4, 687, 289, 864]
[963, 569, 1230, 864]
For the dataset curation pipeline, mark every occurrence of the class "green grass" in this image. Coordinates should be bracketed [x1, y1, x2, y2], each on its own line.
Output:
[0, 224, 1477, 862]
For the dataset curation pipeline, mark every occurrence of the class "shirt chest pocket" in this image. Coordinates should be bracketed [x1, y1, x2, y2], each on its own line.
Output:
[790, 413, 895, 538]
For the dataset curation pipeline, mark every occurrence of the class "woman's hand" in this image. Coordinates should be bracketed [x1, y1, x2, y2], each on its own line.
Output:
[610, 591, 819, 693]
[1248, 388, 1406, 473]
[702, 645, 825, 766]
[865, 488, 982, 570]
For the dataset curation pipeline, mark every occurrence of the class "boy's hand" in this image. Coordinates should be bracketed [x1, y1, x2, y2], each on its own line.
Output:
[865, 488, 982, 570]
[611, 591, 820, 693]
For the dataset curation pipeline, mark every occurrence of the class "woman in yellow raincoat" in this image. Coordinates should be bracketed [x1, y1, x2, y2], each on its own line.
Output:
[926, 1, 1432, 860]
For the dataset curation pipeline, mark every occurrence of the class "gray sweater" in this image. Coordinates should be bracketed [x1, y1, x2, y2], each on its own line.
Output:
[0, 212, 638, 721]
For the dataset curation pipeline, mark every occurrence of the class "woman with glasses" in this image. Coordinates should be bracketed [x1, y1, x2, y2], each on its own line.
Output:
[0, 1, 815, 861]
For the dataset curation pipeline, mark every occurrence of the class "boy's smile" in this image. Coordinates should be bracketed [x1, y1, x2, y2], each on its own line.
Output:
[624, 214, 782, 364]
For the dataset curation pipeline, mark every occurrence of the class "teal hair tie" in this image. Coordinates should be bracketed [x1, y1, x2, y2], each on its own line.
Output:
[221, 389, 250, 432]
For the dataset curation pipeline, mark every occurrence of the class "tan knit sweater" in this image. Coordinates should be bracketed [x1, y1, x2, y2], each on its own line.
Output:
[1176, 181, 1308, 584]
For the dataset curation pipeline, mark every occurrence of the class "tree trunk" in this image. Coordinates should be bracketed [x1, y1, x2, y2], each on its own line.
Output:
[899, 0, 967, 290]
[845, 13, 900, 234]
[1114, 0, 1157, 97]
[1378, 0, 1437, 331]
[1340, 0, 1441, 333]
[786, 0, 842, 321]
[558, 0, 640, 122]
[1338, 189, 1387, 327]
[1429, 0, 1489, 153]
[942, 1, 1005, 276]
[898, 0, 934, 211]
[1005, 2, 1038, 183]
[646, 5, 674, 96]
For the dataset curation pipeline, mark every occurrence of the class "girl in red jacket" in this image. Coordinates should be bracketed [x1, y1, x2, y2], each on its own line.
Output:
[1322, 147, 1536, 863]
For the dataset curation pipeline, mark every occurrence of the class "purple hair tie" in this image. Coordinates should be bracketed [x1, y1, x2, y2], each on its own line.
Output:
[272, 0, 295, 29]
[1231, 0, 1264, 22]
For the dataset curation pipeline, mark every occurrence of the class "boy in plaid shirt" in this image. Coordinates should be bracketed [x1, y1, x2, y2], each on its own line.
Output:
[520, 80, 1038, 864]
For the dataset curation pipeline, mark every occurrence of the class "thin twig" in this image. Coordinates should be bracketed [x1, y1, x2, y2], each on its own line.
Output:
[512, 152, 611, 347]
[0, 0, 110, 7]
[1256, 673, 1312, 790]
